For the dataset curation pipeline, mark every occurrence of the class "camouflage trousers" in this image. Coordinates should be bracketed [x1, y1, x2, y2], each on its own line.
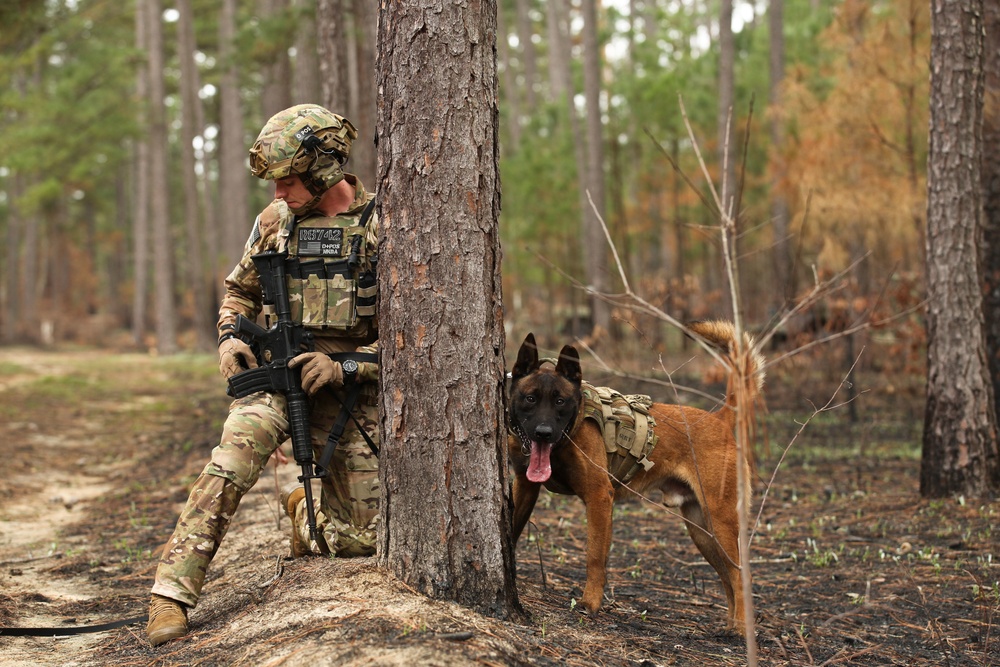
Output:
[151, 387, 379, 608]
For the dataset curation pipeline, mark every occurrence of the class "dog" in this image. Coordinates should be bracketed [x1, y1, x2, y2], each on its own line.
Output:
[507, 321, 764, 634]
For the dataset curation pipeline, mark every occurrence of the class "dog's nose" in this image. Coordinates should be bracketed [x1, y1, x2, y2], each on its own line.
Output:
[534, 424, 554, 441]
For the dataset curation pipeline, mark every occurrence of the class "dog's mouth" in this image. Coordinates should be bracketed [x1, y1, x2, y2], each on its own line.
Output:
[526, 440, 554, 483]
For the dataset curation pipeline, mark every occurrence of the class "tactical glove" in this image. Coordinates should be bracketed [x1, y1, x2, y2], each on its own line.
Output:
[288, 352, 343, 396]
[218, 337, 258, 379]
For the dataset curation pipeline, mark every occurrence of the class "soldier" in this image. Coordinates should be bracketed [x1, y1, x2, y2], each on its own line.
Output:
[146, 104, 381, 647]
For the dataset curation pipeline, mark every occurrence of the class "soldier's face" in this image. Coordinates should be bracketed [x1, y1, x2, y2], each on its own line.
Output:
[274, 175, 312, 212]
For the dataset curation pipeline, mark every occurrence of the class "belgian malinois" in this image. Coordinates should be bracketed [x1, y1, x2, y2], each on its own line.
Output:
[508, 321, 764, 634]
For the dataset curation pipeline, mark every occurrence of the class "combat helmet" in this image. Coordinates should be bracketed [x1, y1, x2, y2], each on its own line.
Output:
[249, 104, 358, 213]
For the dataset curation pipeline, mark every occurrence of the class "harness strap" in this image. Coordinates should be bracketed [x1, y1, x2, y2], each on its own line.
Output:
[316, 382, 365, 474]
[0, 615, 147, 637]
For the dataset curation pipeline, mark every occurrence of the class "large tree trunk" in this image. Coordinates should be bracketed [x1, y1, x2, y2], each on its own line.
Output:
[983, 0, 1000, 458]
[218, 0, 251, 270]
[922, 0, 999, 497]
[177, 0, 213, 351]
[581, 0, 611, 336]
[146, 0, 177, 354]
[375, 1, 519, 618]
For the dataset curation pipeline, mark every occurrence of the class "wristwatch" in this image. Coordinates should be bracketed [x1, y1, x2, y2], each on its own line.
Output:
[342, 358, 359, 382]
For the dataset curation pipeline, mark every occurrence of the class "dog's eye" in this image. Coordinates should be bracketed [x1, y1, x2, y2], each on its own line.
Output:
[554, 398, 565, 406]
[524, 395, 536, 404]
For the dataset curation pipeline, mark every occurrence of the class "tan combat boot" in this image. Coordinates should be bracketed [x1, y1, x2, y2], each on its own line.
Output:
[280, 482, 310, 558]
[146, 594, 188, 647]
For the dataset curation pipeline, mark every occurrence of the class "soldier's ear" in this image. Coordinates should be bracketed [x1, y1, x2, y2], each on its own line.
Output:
[511, 333, 539, 382]
[555, 345, 582, 388]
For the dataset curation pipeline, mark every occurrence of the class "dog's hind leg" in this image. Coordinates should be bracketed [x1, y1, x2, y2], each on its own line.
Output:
[681, 499, 746, 634]
[511, 476, 541, 543]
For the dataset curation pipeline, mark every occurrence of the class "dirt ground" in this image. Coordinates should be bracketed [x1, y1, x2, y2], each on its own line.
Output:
[0, 345, 998, 667]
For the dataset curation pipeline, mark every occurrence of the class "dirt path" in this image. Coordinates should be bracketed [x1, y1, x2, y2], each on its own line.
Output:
[1, 347, 998, 666]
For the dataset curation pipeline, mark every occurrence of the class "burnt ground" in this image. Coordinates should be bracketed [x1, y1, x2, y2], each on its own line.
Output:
[0, 346, 997, 667]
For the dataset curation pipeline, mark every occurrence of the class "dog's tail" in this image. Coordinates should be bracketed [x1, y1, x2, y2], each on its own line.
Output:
[687, 320, 765, 476]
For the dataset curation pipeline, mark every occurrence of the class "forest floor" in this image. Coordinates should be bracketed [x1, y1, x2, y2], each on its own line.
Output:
[0, 345, 997, 667]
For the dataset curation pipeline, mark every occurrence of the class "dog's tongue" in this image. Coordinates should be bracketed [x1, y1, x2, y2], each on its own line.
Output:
[527, 441, 554, 483]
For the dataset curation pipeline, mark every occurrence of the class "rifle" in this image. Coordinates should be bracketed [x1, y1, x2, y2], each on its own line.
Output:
[226, 251, 326, 551]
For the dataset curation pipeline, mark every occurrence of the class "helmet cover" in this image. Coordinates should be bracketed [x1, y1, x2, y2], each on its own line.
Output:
[249, 104, 358, 200]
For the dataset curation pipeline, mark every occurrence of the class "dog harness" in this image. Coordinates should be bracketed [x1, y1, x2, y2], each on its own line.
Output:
[581, 381, 658, 487]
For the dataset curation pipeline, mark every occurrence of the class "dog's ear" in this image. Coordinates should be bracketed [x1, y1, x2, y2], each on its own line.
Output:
[555, 345, 582, 387]
[511, 333, 539, 381]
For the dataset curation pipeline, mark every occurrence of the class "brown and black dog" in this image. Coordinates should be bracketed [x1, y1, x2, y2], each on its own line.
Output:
[507, 321, 764, 633]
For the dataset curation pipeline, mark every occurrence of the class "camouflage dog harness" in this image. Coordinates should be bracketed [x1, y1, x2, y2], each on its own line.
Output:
[581, 381, 658, 487]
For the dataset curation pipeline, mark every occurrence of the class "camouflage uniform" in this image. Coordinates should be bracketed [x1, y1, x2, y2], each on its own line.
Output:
[151, 176, 379, 609]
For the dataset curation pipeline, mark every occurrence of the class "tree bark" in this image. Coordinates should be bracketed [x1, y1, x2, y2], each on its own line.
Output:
[983, 0, 1000, 458]
[922, 0, 999, 497]
[177, 0, 213, 351]
[375, 0, 519, 618]
[146, 0, 177, 354]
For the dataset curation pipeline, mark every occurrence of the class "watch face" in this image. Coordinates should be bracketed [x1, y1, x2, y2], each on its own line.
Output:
[342, 359, 359, 374]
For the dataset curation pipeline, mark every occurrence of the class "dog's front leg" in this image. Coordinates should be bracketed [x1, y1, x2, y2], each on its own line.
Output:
[580, 485, 614, 613]
[511, 475, 541, 543]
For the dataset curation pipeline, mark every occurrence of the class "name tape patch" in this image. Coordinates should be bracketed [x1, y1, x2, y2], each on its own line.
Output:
[298, 227, 343, 256]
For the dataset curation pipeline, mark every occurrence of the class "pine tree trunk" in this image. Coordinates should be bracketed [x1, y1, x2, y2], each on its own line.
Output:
[316, 0, 349, 115]
[497, 7, 523, 147]
[351, 0, 377, 186]
[922, 0, 999, 497]
[147, 0, 177, 354]
[514, 0, 537, 110]
[132, 0, 150, 348]
[768, 0, 792, 305]
[292, 0, 321, 104]
[177, 0, 213, 351]
[718, 0, 737, 321]
[581, 0, 611, 335]
[259, 0, 292, 117]
[375, 0, 519, 619]
[218, 0, 251, 269]
[3, 171, 22, 343]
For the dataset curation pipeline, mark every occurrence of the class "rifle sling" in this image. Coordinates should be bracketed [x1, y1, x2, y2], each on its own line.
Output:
[316, 382, 364, 473]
